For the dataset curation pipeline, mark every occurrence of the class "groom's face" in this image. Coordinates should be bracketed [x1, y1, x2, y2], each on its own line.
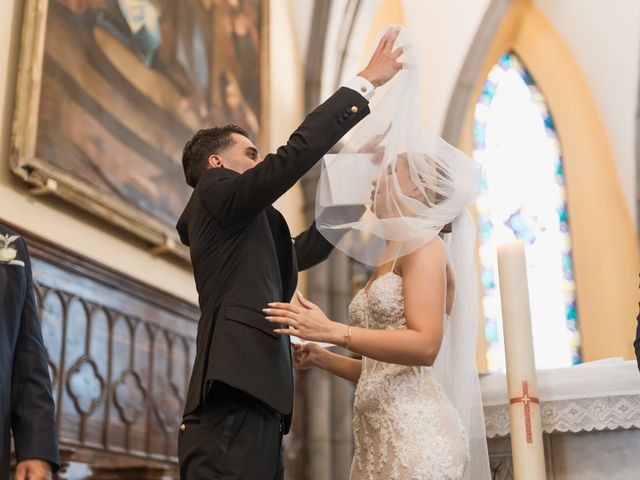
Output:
[212, 133, 262, 174]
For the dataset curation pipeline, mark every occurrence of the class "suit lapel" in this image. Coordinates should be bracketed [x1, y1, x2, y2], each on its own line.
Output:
[265, 207, 297, 301]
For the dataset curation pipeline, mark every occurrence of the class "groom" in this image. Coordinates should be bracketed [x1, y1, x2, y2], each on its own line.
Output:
[176, 31, 403, 479]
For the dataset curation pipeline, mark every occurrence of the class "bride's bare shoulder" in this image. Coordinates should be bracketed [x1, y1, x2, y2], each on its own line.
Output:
[399, 236, 448, 273]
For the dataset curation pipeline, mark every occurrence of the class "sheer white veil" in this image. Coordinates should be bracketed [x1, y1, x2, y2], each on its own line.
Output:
[315, 26, 490, 479]
[436, 211, 491, 480]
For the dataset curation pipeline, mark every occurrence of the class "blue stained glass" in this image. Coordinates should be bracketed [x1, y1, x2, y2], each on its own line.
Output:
[544, 116, 555, 130]
[480, 223, 492, 239]
[484, 322, 498, 341]
[483, 81, 497, 94]
[506, 212, 536, 245]
[558, 207, 568, 223]
[481, 268, 495, 289]
[499, 53, 512, 69]
[521, 70, 535, 86]
[482, 88, 496, 103]
[473, 52, 580, 372]
[473, 126, 486, 146]
[508, 212, 525, 231]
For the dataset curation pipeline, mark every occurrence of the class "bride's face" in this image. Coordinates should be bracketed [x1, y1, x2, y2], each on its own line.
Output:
[370, 154, 435, 218]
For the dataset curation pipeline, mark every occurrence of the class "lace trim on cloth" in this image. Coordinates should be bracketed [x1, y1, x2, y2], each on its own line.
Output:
[484, 394, 640, 438]
[481, 359, 640, 438]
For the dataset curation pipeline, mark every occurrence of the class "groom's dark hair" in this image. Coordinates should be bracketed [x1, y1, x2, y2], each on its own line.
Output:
[182, 124, 250, 188]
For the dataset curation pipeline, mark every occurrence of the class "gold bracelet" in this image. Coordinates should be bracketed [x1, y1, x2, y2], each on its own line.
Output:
[344, 326, 352, 350]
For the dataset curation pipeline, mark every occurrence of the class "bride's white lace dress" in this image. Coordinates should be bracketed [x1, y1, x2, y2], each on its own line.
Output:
[348, 272, 469, 480]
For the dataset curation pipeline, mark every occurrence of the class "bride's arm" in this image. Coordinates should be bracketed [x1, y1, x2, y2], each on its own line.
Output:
[294, 343, 362, 384]
[266, 239, 447, 367]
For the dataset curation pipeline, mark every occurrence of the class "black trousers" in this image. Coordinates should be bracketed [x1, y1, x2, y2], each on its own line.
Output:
[178, 384, 285, 480]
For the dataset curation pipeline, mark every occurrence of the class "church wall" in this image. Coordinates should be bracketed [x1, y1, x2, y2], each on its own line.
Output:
[0, 0, 306, 304]
[534, 0, 639, 231]
[402, 0, 492, 134]
[271, 0, 306, 238]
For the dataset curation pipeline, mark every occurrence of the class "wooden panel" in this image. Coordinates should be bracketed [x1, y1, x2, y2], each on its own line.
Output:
[14, 225, 198, 470]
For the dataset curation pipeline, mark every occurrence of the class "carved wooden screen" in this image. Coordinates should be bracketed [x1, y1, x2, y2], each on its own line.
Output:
[25, 232, 198, 470]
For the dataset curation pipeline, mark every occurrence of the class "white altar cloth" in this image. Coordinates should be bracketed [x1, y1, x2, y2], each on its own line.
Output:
[480, 358, 640, 437]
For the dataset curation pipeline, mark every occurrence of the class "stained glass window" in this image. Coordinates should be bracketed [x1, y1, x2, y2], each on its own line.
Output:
[473, 52, 580, 372]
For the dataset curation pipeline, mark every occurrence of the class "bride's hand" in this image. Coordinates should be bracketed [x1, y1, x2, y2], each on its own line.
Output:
[264, 291, 345, 345]
[292, 342, 325, 370]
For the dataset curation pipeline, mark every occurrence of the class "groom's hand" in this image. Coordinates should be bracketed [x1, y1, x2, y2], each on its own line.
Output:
[358, 122, 392, 164]
[358, 28, 404, 87]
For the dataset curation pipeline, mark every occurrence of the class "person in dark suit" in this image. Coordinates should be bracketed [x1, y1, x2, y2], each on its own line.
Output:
[175, 30, 404, 480]
[634, 273, 639, 371]
[635, 307, 640, 371]
[0, 225, 59, 479]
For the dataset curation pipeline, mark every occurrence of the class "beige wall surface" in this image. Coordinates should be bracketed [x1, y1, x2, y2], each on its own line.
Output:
[402, 0, 492, 135]
[535, 0, 639, 231]
[270, 0, 306, 235]
[0, 0, 306, 303]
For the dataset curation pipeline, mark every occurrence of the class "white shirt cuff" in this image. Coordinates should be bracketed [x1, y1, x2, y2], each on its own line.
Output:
[342, 76, 375, 101]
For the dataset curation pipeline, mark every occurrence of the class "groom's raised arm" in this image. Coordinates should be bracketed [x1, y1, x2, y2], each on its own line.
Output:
[197, 28, 403, 227]
[197, 87, 369, 227]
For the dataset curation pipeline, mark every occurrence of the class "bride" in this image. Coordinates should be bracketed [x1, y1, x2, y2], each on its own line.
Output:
[263, 27, 491, 480]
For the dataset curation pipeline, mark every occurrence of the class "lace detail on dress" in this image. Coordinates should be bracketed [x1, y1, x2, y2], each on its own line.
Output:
[348, 273, 469, 480]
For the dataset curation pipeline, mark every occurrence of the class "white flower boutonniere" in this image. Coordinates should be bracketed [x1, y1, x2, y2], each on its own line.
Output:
[0, 234, 19, 264]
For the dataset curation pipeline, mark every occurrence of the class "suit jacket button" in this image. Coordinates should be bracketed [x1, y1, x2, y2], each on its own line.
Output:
[351, 106, 358, 113]
[180, 423, 186, 432]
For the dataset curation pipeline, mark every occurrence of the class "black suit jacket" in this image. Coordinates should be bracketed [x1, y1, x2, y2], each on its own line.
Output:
[176, 87, 369, 432]
[0, 226, 59, 476]
[634, 273, 639, 371]
[635, 308, 640, 371]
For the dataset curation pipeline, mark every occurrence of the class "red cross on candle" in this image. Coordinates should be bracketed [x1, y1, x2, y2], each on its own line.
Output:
[509, 380, 540, 444]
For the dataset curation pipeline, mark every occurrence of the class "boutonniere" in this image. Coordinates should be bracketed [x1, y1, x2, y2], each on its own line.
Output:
[0, 234, 19, 264]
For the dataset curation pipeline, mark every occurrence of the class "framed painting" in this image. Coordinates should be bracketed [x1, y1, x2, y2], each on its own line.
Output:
[11, 0, 269, 259]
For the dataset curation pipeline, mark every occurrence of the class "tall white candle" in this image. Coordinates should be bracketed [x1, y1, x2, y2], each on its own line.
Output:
[497, 240, 546, 479]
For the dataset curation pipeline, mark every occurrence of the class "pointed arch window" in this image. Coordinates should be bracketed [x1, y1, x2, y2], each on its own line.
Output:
[473, 52, 580, 372]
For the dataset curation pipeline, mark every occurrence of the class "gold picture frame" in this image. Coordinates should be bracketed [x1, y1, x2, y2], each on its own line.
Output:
[11, 0, 270, 260]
